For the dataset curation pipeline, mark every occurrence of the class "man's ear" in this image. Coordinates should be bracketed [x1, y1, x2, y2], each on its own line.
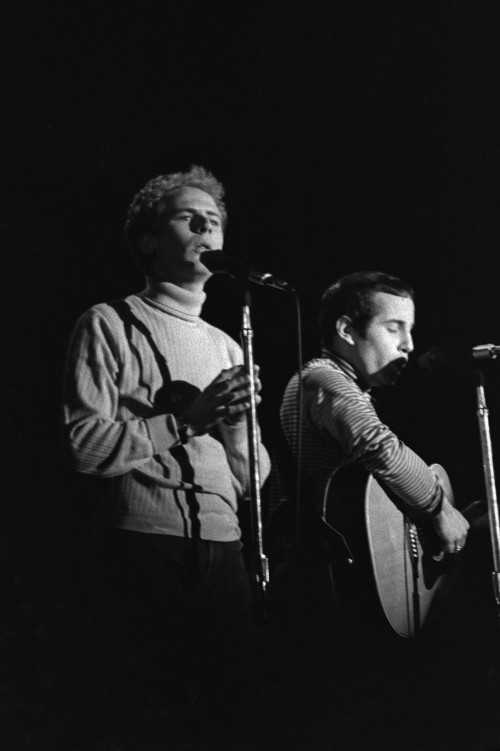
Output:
[336, 315, 356, 346]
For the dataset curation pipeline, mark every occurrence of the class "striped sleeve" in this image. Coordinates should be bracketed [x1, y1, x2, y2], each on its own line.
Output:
[303, 367, 442, 513]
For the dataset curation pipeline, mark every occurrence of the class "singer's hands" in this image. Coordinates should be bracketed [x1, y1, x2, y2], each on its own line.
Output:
[179, 364, 262, 435]
[431, 496, 470, 555]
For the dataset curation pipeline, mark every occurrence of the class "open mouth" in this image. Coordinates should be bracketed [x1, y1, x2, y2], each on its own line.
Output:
[194, 243, 213, 253]
[393, 358, 408, 374]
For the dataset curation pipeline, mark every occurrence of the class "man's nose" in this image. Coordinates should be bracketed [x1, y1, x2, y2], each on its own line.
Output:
[401, 332, 414, 354]
[192, 215, 211, 233]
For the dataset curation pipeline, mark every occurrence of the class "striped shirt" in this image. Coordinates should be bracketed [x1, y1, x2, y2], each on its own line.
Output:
[62, 280, 271, 541]
[280, 351, 443, 514]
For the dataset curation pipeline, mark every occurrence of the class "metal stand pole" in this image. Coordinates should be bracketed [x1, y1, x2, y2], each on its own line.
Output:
[241, 288, 269, 614]
[474, 366, 500, 616]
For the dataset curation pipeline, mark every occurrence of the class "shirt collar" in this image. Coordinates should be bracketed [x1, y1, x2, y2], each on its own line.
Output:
[321, 347, 371, 392]
[140, 279, 206, 321]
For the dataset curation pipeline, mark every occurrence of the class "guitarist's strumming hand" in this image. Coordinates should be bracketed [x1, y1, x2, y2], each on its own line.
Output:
[430, 495, 470, 555]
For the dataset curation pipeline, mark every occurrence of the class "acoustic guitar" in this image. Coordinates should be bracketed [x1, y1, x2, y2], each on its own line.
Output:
[321, 463, 454, 639]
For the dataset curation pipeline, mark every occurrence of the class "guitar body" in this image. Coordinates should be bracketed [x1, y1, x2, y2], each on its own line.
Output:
[321, 464, 454, 638]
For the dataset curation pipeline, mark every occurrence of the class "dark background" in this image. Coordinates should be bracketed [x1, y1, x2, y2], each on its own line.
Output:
[3, 1, 500, 749]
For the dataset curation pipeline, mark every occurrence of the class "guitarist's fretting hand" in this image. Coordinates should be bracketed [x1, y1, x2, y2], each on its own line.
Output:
[430, 496, 470, 555]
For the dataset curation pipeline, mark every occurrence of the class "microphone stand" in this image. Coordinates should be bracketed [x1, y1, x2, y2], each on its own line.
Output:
[474, 361, 500, 618]
[240, 286, 269, 618]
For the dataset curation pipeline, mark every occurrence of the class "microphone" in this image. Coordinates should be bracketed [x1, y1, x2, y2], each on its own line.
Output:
[199, 250, 294, 292]
[418, 344, 500, 373]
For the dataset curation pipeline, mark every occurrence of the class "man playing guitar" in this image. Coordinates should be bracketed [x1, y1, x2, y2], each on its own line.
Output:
[269, 270, 471, 751]
[279, 270, 469, 560]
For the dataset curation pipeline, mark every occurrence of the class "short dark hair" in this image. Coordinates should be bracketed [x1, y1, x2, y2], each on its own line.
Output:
[319, 270, 414, 347]
[124, 164, 227, 273]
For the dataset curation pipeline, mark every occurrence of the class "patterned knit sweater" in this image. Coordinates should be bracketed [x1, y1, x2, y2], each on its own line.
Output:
[62, 280, 270, 541]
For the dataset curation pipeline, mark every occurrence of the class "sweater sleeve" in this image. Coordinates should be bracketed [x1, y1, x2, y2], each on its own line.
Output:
[62, 308, 182, 477]
[304, 367, 443, 513]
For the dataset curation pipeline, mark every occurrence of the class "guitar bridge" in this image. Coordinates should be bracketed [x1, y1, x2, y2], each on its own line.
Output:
[406, 519, 420, 564]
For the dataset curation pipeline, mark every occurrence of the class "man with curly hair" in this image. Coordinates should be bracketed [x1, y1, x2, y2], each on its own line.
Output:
[62, 165, 271, 745]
